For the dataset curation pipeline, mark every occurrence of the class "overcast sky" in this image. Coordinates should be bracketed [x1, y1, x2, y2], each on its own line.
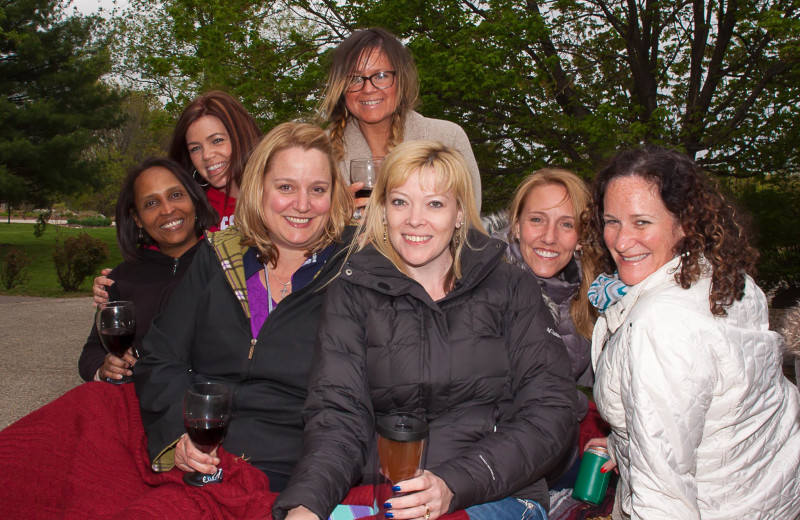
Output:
[70, 0, 129, 17]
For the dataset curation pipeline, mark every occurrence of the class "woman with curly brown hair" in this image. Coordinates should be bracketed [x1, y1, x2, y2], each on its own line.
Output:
[583, 147, 800, 519]
[317, 28, 481, 212]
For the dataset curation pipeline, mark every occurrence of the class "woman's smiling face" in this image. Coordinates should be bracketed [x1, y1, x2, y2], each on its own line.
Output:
[185, 115, 232, 191]
[515, 183, 579, 279]
[384, 167, 462, 279]
[602, 175, 685, 286]
[132, 166, 198, 258]
[260, 147, 333, 254]
[343, 48, 398, 129]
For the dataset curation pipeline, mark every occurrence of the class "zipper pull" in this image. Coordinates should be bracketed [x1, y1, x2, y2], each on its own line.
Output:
[248, 338, 256, 359]
[171, 258, 179, 276]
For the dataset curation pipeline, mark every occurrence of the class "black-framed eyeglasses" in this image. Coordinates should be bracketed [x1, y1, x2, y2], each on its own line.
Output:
[346, 71, 396, 92]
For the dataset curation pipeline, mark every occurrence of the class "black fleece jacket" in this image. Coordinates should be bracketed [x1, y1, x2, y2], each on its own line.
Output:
[78, 240, 203, 382]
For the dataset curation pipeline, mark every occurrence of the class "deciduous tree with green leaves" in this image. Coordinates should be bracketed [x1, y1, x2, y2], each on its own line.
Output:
[112, 0, 799, 212]
[0, 0, 124, 206]
[329, 0, 800, 208]
[112, 0, 329, 128]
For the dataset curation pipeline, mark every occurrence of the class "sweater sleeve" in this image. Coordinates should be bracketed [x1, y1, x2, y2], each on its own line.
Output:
[133, 244, 213, 470]
[273, 279, 373, 520]
[431, 271, 577, 510]
[78, 273, 121, 382]
[623, 313, 712, 520]
[443, 123, 481, 210]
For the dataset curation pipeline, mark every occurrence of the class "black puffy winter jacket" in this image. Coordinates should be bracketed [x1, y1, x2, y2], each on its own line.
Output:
[274, 231, 577, 518]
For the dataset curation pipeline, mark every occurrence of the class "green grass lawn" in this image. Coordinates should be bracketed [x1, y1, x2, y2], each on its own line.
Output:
[0, 223, 123, 297]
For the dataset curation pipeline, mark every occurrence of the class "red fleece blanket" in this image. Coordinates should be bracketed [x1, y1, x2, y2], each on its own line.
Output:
[0, 383, 468, 520]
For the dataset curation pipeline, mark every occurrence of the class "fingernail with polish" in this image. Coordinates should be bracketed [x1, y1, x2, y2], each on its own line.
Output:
[383, 503, 392, 509]
[600, 467, 608, 473]
[385, 513, 394, 518]
[392, 485, 401, 492]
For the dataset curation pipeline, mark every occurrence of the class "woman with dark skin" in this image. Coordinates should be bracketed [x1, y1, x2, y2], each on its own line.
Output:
[79, 158, 217, 382]
[92, 92, 262, 303]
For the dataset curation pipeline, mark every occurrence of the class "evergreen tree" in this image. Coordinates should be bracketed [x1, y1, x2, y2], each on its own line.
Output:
[0, 0, 124, 206]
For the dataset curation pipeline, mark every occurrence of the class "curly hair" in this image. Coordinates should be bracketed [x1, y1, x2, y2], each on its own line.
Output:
[588, 147, 758, 316]
[316, 28, 419, 164]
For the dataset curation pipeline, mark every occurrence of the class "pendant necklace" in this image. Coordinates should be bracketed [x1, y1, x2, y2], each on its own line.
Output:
[270, 269, 292, 299]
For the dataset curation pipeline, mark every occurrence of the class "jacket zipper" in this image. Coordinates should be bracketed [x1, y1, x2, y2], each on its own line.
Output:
[171, 258, 179, 276]
[248, 338, 256, 359]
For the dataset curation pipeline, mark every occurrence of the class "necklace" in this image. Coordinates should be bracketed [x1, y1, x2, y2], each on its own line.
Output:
[269, 269, 292, 299]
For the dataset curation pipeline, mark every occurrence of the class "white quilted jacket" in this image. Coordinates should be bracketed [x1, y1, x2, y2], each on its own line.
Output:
[592, 256, 800, 519]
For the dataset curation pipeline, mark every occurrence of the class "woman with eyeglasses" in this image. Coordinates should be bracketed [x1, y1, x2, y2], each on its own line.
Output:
[318, 27, 482, 212]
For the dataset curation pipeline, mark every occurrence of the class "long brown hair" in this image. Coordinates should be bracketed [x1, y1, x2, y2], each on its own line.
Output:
[589, 146, 758, 316]
[168, 91, 261, 197]
[507, 168, 598, 338]
[317, 28, 419, 163]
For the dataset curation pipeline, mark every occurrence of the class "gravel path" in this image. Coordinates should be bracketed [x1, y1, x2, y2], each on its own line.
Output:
[0, 295, 94, 428]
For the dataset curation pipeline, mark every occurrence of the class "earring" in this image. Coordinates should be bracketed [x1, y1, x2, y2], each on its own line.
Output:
[383, 227, 387, 244]
[137, 227, 144, 241]
[454, 229, 461, 246]
[193, 169, 210, 188]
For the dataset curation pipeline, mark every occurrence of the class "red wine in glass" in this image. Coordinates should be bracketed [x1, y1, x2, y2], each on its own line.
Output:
[182, 383, 232, 487]
[184, 418, 227, 453]
[354, 188, 373, 199]
[350, 158, 382, 219]
[95, 301, 136, 384]
[99, 326, 135, 357]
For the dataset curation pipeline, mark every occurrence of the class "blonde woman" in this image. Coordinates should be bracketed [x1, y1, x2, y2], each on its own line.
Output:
[136, 122, 354, 492]
[274, 141, 575, 520]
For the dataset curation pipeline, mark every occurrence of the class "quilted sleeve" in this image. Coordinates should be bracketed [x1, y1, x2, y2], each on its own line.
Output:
[623, 311, 714, 520]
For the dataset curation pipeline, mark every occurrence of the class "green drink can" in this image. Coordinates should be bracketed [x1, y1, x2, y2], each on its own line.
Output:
[572, 445, 611, 505]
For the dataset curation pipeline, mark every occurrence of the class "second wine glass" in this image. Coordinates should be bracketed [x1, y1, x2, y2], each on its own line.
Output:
[95, 300, 136, 384]
[182, 382, 233, 487]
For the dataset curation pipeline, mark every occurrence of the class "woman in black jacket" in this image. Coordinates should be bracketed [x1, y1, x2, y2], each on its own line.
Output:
[274, 141, 576, 520]
[79, 157, 218, 382]
[134, 122, 354, 492]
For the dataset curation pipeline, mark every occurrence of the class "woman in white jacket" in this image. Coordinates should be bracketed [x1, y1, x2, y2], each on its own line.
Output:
[584, 147, 800, 520]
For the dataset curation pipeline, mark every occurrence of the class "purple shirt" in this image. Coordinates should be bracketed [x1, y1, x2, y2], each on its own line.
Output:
[246, 270, 276, 339]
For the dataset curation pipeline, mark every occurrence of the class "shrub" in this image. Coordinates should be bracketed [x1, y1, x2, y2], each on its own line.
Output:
[1, 248, 32, 289]
[53, 233, 109, 291]
[66, 216, 112, 227]
[33, 208, 52, 238]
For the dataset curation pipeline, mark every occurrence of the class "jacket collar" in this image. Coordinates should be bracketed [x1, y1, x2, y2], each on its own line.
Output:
[603, 255, 683, 333]
[343, 229, 506, 310]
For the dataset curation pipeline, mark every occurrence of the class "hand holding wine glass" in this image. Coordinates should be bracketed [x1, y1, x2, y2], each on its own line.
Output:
[95, 301, 136, 384]
[350, 157, 383, 220]
[182, 382, 232, 487]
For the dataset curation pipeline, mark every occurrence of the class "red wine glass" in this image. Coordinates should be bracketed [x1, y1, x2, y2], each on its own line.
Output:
[182, 382, 233, 487]
[350, 157, 383, 219]
[95, 300, 136, 384]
